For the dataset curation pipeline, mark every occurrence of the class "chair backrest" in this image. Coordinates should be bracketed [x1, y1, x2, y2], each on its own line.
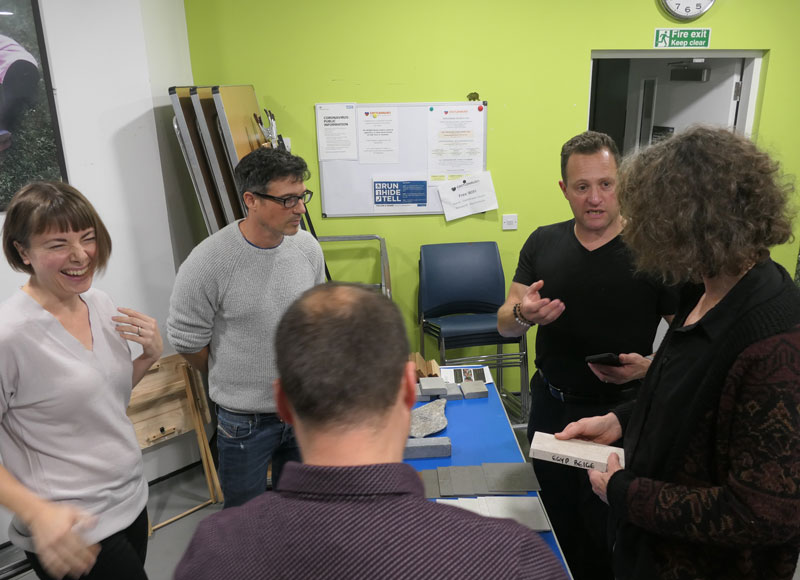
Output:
[419, 242, 506, 319]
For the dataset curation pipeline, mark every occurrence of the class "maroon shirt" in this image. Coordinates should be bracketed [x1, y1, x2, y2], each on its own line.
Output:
[175, 462, 567, 580]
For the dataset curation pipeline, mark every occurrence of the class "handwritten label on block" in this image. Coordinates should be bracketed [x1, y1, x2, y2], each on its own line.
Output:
[530, 432, 624, 472]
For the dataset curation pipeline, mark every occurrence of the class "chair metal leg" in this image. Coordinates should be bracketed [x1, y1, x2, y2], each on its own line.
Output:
[432, 335, 530, 426]
[420, 324, 426, 359]
[520, 335, 530, 420]
[495, 344, 503, 389]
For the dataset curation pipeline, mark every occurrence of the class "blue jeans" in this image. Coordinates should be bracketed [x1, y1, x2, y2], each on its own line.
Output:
[216, 407, 300, 508]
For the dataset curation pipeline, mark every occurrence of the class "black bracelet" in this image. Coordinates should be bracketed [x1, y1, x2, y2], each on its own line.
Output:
[513, 303, 534, 327]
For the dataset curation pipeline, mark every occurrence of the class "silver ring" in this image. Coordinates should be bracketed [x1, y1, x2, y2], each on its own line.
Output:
[137, 326, 141, 336]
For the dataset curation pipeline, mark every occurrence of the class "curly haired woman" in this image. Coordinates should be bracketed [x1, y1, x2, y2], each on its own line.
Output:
[558, 126, 800, 579]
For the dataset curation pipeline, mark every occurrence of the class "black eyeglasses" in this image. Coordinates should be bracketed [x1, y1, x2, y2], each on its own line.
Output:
[250, 189, 313, 208]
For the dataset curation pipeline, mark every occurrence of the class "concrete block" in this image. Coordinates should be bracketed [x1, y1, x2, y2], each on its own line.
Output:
[414, 383, 431, 402]
[460, 380, 488, 399]
[444, 382, 463, 400]
[419, 376, 447, 396]
[403, 436, 451, 460]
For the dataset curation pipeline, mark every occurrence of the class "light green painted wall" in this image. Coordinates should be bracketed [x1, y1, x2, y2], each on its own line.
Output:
[184, 0, 800, 360]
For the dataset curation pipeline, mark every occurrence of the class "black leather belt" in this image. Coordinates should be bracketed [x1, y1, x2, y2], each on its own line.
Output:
[539, 371, 635, 404]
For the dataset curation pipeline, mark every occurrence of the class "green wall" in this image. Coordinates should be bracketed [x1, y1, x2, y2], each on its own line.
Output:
[184, 0, 800, 358]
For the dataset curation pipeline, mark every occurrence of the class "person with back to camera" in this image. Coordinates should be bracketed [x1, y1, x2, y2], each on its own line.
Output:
[497, 131, 678, 579]
[0, 182, 163, 579]
[174, 282, 569, 580]
[558, 125, 800, 579]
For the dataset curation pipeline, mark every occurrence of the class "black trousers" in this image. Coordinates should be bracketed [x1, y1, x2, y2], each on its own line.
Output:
[0, 60, 39, 130]
[528, 372, 626, 580]
[26, 507, 149, 580]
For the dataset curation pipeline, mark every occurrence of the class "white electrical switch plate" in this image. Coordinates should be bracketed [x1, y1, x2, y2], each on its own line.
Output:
[502, 214, 518, 230]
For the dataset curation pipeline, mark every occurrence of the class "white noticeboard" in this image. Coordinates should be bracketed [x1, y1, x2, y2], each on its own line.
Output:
[315, 101, 488, 217]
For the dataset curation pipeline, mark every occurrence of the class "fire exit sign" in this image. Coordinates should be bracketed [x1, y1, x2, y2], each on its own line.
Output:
[654, 28, 711, 48]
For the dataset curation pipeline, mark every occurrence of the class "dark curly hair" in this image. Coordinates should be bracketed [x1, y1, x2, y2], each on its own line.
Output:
[560, 131, 621, 182]
[618, 125, 794, 284]
[233, 147, 310, 200]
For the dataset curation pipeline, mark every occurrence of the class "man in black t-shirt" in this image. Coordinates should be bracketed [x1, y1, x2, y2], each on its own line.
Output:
[497, 131, 676, 580]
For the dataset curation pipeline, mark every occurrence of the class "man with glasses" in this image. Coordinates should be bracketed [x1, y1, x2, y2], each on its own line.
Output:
[168, 147, 324, 508]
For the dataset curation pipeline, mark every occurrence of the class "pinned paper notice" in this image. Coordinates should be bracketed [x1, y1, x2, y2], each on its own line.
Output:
[316, 103, 357, 160]
[437, 172, 498, 221]
[357, 107, 399, 164]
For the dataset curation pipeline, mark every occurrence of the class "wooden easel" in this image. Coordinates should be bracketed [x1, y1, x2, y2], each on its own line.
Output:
[126, 354, 223, 533]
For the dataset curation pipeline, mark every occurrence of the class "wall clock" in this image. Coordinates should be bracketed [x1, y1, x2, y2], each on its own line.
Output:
[660, 0, 715, 20]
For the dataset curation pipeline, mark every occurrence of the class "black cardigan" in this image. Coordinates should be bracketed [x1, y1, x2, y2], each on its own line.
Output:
[608, 261, 800, 579]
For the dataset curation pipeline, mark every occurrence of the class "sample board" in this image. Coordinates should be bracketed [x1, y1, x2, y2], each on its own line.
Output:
[213, 85, 267, 172]
[169, 86, 226, 233]
[171, 84, 271, 236]
[190, 86, 244, 223]
[315, 101, 488, 217]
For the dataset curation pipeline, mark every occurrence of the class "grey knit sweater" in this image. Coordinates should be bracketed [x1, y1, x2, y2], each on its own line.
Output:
[167, 222, 324, 413]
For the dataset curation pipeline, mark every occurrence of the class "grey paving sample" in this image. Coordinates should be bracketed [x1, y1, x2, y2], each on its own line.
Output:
[409, 398, 447, 438]
[419, 470, 441, 499]
[414, 383, 430, 402]
[432, 464, 537, 498]
[437, 465, 454, 496]
[460, 380, 488, 399]
[484, 496, 551, 531]
[436, 496, 551, 531]
[419, 376, 448, 396]
[482, 462, 541, 492]
[449, 465, 490, 496]
[443, 382, 464, 400]
[404, 437, 451, 459]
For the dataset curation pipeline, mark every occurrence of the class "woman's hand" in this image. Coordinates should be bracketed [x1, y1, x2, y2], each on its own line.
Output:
[557, 414, 625, 505]
[113, 307, 163, 385]
[555, 412, 622, 445]
[589, 453, 623, 504]
[113, 307, 163, 362]
[28, 501, 100, 579]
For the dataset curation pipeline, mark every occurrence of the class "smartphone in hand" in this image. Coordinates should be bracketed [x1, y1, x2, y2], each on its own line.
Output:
[584, 353, 622, 366]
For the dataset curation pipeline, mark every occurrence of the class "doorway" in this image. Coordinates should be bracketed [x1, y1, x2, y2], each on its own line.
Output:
[589, 50, 763, 155]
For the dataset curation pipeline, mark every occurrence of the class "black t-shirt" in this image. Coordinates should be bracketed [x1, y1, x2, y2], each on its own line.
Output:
[513, 219, 678, 395]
